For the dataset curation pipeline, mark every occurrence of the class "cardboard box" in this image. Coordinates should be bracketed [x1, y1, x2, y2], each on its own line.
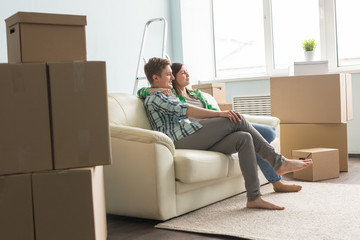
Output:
[0, 63, 53, 175]
[192, 83, 226, 104]
[0, 174, 34, 240]
[218, 103, 233, 111]
[270, 73, 353, 123]
[6, 11, 86, 63]
[32, 166, 107, 240]
[292, 148, 339, 181]
[280, 123, 348, 171]
[289, 60, 329, 76]
[47, 62, 111, 169]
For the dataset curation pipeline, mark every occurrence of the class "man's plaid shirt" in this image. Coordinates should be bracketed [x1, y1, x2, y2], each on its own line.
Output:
[144, 91, 203, 142]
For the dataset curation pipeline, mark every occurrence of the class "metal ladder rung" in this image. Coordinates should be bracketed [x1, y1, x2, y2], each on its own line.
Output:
[133, 18, 168, 95]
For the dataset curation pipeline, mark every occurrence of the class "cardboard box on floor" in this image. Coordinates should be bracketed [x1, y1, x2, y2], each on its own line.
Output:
[32, 166, 107, 240]
[0, 174, 34, 240]
[47, 61, 111, 169]
[270, 73, 353, 123]
[280, 123, 348, 171]
[192, 83, 226, 104]
[0, 63, 52, 176]
[292, 148, 340, 181]
[5, 11, 87, 63]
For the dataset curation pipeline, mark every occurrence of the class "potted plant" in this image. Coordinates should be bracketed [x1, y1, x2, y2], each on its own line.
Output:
[302, 38, 317, 61]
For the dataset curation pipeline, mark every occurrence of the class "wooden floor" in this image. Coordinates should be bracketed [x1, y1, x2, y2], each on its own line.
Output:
[107, 156, 360, 240]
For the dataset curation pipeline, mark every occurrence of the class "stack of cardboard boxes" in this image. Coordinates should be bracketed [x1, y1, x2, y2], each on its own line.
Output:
[270, 74, 353, 173]
[0, 12, 111, 240]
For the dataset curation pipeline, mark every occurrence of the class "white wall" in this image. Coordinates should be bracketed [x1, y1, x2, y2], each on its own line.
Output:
[169, 0, 183, 62]
[180, 0, 214, 85]
[347, 73, 360, 154]
[0, 0, 173, 94]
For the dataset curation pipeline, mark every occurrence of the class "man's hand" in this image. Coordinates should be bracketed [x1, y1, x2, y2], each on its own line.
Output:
[149, 88, 173, 96]
[219, 110, 242, 123]
[160, 89, 173, 96]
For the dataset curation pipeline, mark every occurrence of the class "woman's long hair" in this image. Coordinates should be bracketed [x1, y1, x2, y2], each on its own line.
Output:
[171, 62, 188, 96]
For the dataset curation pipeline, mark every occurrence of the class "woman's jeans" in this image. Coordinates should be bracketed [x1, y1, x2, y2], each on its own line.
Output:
[252, 123, 282, 183]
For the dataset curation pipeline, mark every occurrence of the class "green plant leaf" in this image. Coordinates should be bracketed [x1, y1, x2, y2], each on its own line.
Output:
[302, 38, 317, 51]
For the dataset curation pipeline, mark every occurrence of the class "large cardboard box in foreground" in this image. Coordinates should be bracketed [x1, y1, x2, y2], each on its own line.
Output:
[292, 148, 340, 181]
[47, 61, 111, 169]
[0, 63, 53, 175]
[280, 123, 348, 171]
[32, 166, 107, 240]
[271, 73, 353, 123]
[192, 83, 226, 104]
[0, 174, 34, 240]
[6, 11, 87, 63]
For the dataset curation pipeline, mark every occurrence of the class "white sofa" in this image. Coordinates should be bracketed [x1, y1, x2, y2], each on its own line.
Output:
[104, 92, 281, 221]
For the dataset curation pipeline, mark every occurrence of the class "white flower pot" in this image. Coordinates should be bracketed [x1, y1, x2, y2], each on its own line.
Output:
[304, 51, 315, 61]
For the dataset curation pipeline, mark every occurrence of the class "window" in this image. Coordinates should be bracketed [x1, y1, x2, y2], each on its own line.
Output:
[335, 0, 360, 67]
[212, 0, 266, 77]
[180, 0, 360, 82]
[271, 0, 320, 69]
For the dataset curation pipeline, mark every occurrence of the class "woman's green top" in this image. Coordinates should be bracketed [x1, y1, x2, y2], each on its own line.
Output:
[137, 87, 219, 111]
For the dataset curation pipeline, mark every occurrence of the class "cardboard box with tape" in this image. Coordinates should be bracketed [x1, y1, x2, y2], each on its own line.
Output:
[32, 166, 107, 240]
[292, 148, 340, 181]
[0, 63, 52, 175]
[280, 123, 348, 171]
[6, 11, 87, 63]
[0, 174, 34, 240]
[271, 73, 353, 123]
[47, 61, 111, 169]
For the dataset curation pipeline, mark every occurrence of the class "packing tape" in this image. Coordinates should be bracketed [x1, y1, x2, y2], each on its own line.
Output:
[78, 129, 91, 165]
[10, 64, 25, 93]
[72, 62, 85, 92]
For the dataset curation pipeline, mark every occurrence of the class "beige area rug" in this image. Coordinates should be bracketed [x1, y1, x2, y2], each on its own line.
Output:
[156, 182, 360, 240]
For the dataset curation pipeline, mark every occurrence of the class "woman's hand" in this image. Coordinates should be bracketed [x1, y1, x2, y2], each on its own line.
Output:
[219, 110, 242, 123]
[187, 106, 242, 121]
[149, 88, 173, 96]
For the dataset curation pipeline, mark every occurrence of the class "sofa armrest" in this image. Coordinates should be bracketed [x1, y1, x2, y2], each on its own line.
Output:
[242, 114, 280, 128]
[110, 125, 175, 156]
[104, 124, 177, 220]
[242, 114, 281, 152]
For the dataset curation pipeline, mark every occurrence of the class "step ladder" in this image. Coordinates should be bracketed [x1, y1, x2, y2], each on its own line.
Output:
[133, 18, 169, 95]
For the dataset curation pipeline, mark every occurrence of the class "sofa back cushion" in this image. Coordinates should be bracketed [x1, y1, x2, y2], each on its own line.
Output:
[108, 93, 151, 130]
[200, 92, 220, 111]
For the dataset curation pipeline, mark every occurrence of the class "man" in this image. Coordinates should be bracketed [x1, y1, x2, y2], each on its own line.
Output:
[143, 57, 312, 210]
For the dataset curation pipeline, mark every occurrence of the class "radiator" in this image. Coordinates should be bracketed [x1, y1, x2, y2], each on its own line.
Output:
[232, 94, 271, 116]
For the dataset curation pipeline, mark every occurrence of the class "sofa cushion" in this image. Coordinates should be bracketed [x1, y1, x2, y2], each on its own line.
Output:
[174, 149, 229, 184]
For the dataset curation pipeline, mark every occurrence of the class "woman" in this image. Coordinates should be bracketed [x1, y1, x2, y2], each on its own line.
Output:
[138, 62, 301, 193]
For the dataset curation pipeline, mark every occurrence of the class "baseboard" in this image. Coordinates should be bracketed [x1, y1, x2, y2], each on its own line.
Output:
[349, 154, 360, 158]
